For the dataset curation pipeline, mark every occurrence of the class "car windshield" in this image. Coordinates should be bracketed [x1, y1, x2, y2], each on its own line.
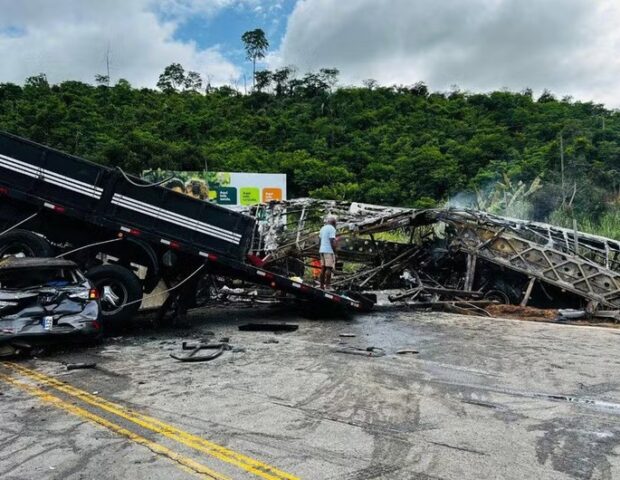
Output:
[0, 267, 82, 290]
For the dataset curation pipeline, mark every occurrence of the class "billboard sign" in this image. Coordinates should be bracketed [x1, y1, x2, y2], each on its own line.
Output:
[142, 170, 287, 209]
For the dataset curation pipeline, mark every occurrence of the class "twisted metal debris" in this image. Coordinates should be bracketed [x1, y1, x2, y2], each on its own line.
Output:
[243, 199, 620, 314]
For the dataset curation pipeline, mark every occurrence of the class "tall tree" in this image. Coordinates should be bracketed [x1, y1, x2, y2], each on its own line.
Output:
[184, 71, 203, 92]
[241, 29, 269, 89]
[157, 63, 185, 92]
[319, 68, 339, 92]
[24, 73, 49, 89]
[254, 70, 272, 93]
[272, 67, 293, 96]
[94, 74, 110, 87]
[363, 78, 378, 90]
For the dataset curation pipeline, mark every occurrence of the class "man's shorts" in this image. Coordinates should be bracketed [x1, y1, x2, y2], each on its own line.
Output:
[320, 253, 336, 269]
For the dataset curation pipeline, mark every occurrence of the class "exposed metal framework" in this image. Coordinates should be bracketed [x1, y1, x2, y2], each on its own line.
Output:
[244, 200, 620, 312]
[441, 210, 620, 309]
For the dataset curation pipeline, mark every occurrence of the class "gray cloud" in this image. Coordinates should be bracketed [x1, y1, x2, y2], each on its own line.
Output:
[275, 0, 620, 107]
[0, 0, 240, 87]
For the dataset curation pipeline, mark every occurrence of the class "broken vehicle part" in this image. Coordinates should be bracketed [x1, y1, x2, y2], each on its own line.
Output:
[439, 209, 620, 310]
[66, 362, 97, 370]
[238, 323, 299, 333]
[334, 346, 386, 357]
[243, 199, 620, 317]
[0, 257, 100, 354]
[170, 341, 233, 362]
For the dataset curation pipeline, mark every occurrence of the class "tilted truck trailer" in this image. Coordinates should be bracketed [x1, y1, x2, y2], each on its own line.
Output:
[0, 132, 372, 327]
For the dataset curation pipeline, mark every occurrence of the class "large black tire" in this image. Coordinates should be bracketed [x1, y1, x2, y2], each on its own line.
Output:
[0, 229, 54, 258]
[86, 264, 143, 329]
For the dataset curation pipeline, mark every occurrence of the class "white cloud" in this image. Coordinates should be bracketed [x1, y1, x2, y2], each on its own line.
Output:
[152, 0, 280, 19]
[0, 0, 240, 87]
[275, 0, 620, 107]
[153, 0, 257, 18]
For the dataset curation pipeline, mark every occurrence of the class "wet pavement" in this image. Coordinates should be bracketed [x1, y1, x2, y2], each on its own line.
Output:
[1, 306, 619, 479]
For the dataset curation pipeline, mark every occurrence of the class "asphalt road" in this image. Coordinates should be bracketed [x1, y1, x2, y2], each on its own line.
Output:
[1, 307, 619, 480]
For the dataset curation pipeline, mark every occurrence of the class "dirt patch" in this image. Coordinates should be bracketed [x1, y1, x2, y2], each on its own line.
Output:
[486, 304, 558, 322]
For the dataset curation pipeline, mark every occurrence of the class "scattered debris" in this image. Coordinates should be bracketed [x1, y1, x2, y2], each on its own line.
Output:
[246, 199, 620, 321]
[557, 309, 587, 320]
[263, 338, 280, 344]
[334, 346, 386, 357]
[170, 340, 233, 362]
[238, 323, 299, 332]
[591, 310, 620, 322]
[66, 362, 97, 370]
[338, 333, 356, 337]
[402, 300, 496, 309]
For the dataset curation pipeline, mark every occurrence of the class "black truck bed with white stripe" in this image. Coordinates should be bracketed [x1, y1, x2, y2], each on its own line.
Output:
[0, 131, 255, 259]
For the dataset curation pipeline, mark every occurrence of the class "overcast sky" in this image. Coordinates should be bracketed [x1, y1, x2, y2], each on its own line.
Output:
[1, 0, 619, 107]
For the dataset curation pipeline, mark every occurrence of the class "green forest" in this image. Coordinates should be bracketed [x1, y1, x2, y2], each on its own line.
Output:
[1, 65, 619, 237]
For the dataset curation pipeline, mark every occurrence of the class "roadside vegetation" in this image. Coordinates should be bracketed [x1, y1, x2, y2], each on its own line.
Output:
[0, 29, 618, 238]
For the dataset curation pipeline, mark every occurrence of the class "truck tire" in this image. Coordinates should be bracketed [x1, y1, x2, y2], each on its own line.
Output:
[483, 279, 521, 305]
[86, 264, 143, 329]
[0, 229, 54, 258]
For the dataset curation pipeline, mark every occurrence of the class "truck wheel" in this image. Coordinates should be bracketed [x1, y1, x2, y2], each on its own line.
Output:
[0, 229, 54, 258]
[483, 280, 521, 305]
[86, 264, 142, 329]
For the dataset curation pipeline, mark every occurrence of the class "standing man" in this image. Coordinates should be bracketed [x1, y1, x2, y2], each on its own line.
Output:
[319, 215, 337, 290]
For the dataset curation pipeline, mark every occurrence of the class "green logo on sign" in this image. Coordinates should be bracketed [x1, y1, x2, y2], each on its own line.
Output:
[240, 187, 260, 206]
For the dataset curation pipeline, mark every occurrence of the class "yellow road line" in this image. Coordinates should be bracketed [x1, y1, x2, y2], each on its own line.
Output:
[5, 363, 299, 480]
[0, 373, 230, 480]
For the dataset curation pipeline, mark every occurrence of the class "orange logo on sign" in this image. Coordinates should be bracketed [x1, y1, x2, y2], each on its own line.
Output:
[262, 188, 282, 202]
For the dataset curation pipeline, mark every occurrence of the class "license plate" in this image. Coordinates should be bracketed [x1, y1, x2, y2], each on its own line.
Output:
[43, 316, 53, 331]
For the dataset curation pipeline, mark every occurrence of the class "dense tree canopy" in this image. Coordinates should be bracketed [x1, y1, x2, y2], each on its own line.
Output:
[0, 68, 619, 235]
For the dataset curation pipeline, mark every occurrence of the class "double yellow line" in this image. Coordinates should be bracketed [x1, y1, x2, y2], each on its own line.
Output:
[1, 363, 299, 480]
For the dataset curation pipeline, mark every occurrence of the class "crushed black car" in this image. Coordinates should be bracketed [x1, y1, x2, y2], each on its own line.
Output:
[0, 257, 101, 356]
